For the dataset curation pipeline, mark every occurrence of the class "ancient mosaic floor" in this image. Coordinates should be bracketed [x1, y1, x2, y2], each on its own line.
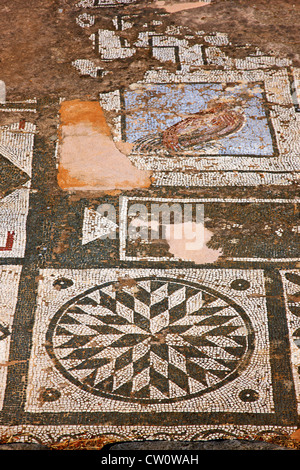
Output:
[0, 0, 299, 447]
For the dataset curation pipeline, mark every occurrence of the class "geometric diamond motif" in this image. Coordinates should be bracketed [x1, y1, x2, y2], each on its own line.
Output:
[47, 278, 253, 403]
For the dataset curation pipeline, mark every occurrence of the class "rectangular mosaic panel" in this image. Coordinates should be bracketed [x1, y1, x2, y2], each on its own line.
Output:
[0, 185, 31, 258]
[0, 101, 36, 258]
[281, 270, 300, 414]
[99, 69, 299, 187]
[119, 196, 300, 262]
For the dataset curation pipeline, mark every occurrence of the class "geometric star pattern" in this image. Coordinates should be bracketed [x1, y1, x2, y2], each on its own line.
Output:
[47, 279, 252, 403]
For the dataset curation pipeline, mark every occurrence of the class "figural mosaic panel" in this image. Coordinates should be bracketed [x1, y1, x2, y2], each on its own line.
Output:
[91, 13, 300, 187]
[99, 73, 299, 187]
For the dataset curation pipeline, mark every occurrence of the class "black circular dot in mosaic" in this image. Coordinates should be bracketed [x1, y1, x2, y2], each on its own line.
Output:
[230, 279, 251, 291]
[238, 389, 259, 402]
[46, 277, 255, 404]
[40, 388, 61, 403]
[53, 278, 74, 289]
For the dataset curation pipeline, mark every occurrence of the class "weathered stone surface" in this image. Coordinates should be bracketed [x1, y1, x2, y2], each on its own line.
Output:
[108, 439, 291, 450]
[0, 443, 49, 450]
[0, 0, 299, 448]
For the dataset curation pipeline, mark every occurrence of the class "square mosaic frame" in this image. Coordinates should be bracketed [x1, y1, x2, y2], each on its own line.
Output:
[19, 267, 297, 437]
[281, 270, 300, 414]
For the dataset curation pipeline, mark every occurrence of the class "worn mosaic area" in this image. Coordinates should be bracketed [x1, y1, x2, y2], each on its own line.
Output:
[118, 196, 300, 262]
[0, 0, 299, 446]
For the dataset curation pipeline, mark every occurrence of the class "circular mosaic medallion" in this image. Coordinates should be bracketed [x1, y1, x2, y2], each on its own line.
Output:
[46, 278, 254, 403]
